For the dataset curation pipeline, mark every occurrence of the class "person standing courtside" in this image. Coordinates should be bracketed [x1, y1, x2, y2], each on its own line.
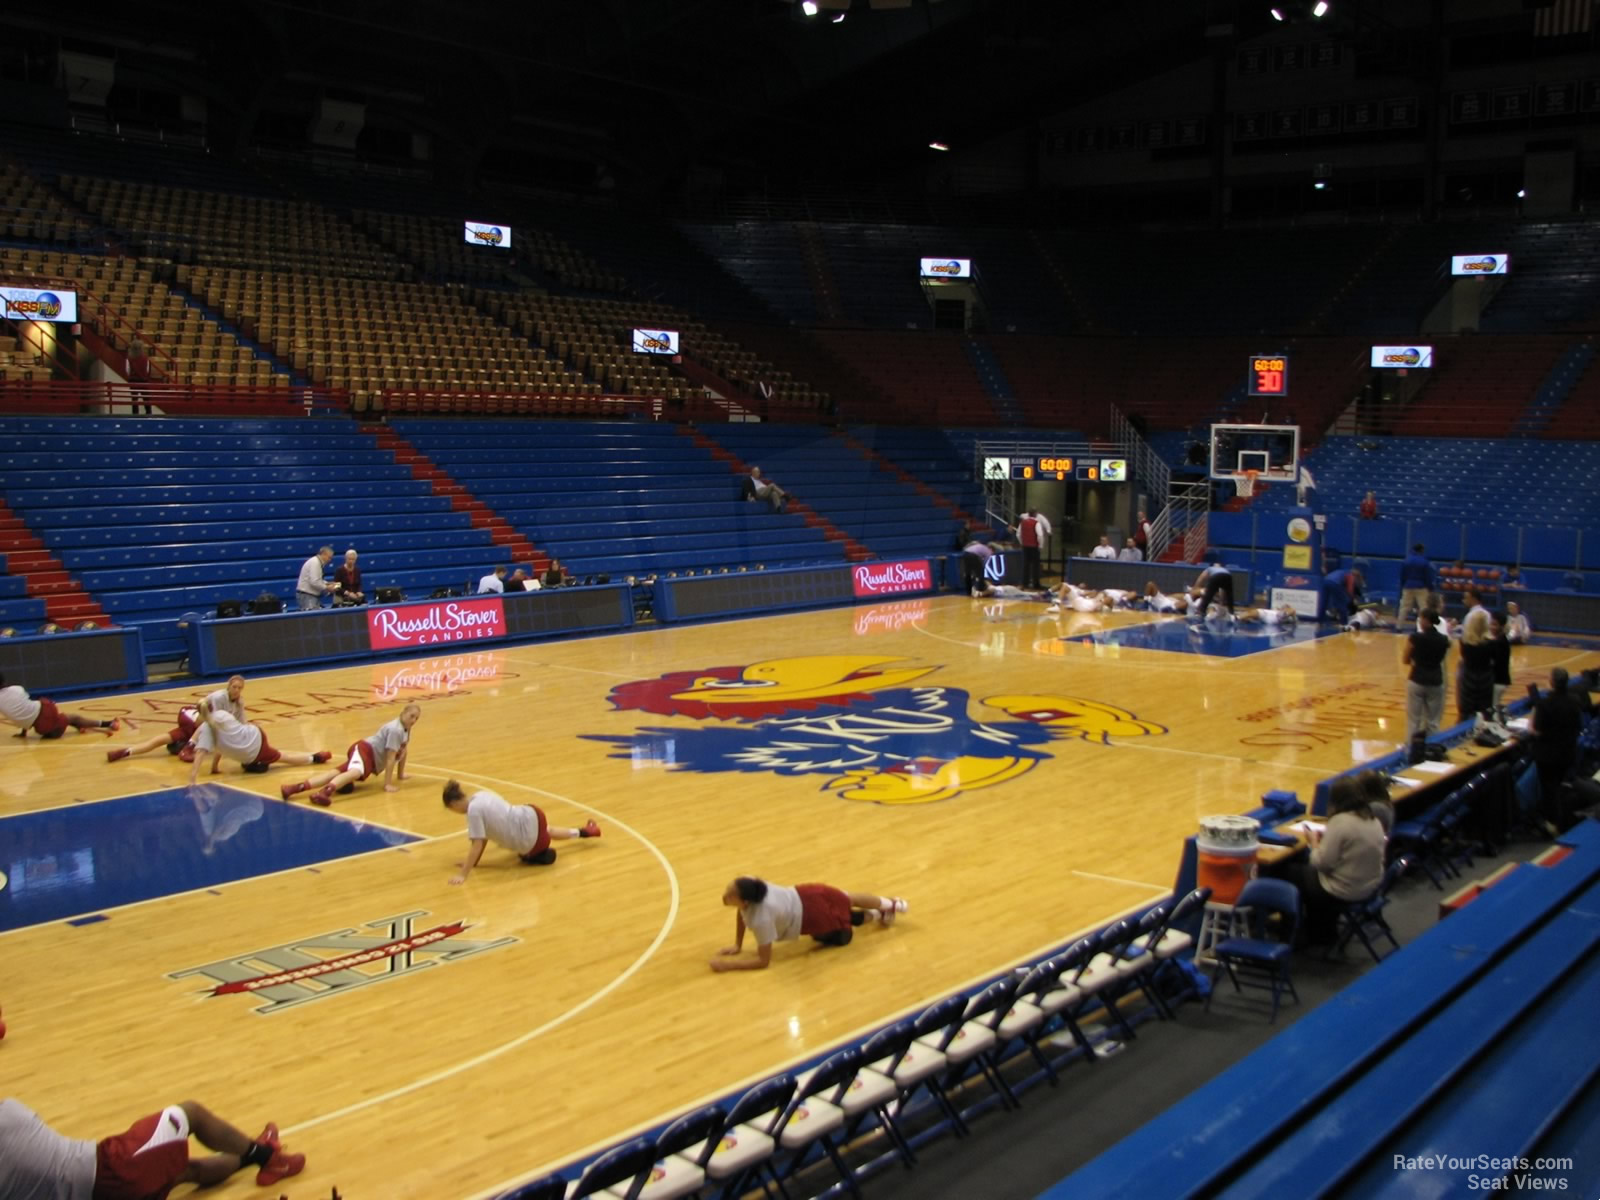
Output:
[1398, 543, 1435, 621]
[1013, 509, 1049, 589]
[1402, 609, 1451, 748]
[295, 545, 335, 611]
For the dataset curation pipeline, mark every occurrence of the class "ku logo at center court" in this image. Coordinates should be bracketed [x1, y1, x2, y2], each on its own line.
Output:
[170, 911, 517, 1013]
[586, 654, 1165, 805]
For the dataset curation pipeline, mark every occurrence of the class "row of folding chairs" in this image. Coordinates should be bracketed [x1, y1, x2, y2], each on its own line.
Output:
[497, 887, 1213, 1200]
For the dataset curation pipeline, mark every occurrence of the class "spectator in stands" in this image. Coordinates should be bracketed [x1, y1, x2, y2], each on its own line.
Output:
[443, 779, 602, 882]
[1296, 454, 1317, 508]
[1012, 509, 1049, 588]
[1320, 566, 1365, 623]
[1134, 510, 1152, 556]
[1118, 537, 1142, 562]
[0, 1096, 304, 1196]
[1489, 611, 1513, 716]
[477, 566, 507, 594]
[960, 536, 993, 592]
[333, 548, 364, 605]
[1521, 667, 1584, 832]
[1358, 491, 1379, 520]
[1402, 609, 1451, 747]
[710, 876, 906, 971]
[1505, 600, 1531, 643]
[187, 698, 330, 785]
[127, 332, 153, 413]
[0, 674, 121, 739]
[1291, 774, 1385, 944]
[1193, 562, 1235, 613]
[1456, 609, 1495, 722]
[295, 546, 335, 611]
[1089, 535, 1117, 560]
[281, 704, 420, 807]
[1398, 543, 1436, 620]
[507, 568, 532, 591]
[1358, 769, 1396, 838]
[543, 560, 571, 589]
[744, 466, 788, 513]
[1503, 564, 1525, 589]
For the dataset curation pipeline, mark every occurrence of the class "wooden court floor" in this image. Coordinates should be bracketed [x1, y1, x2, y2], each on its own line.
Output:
[0, 595, 1588, 1199]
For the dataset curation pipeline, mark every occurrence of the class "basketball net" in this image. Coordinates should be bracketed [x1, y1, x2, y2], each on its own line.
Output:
[1237, 468, 1260, 500]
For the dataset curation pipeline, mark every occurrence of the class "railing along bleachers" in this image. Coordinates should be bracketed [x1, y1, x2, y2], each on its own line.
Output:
[0, 415, 506, 661]
[1049, 820, 1600, 1200]
[390, 419, 846, 578]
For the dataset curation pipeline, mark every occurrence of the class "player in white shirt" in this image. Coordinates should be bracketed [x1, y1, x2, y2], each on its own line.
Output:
[0, 674, 121, 739]
[1343, 607, 1392, 632]
[1505, 601, 1531, 642]
[1238, 606, 1299, 628]
[280, 704, 421, 806]
[711, 876, 908, 972]
[1143, 582, 1182, 613]
[204, 675, 247, 722]
[187, 699, 329, 785]
[1100, 587, 1137, 608]
[1047, 582, 1107, 613]
[108, 704, 201, 762]
[971, 580, 1051, 600]
[441, 781, 602, 883]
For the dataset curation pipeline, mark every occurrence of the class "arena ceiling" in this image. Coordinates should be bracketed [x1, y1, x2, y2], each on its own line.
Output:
[0, 0, 1551, 198]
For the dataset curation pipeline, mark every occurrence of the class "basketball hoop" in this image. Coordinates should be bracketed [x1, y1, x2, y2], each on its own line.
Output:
[1237, 468, 1260, 500]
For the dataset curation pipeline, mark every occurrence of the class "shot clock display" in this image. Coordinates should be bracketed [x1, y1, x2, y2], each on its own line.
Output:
[1248, 354, 1289, 398]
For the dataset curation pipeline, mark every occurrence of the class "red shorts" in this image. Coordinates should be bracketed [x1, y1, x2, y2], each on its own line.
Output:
[796, 884, 852, 938]
[518, 806, 551, 861]
[168, 709, 199, 745]
[32, 698, 70, 739]
[94, 1107, 190, 1200]
[247, 728, 281, 769]
[344, 740, 377, 781]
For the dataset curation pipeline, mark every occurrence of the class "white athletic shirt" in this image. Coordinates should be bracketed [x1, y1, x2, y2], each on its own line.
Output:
[744, 882, 805, 947]
[1147, 591, 1180, 613]
[193, 710, 263, 762]
[1261, 609, 1291, 627]
[365, 718, 410, 770]
[1345, 610, 1376, 629]
[1101, 588, 1134, 606]
[0, 1099, 97, 1199]
[203, 687, 245, 722]
[465, 789, 539, 853]
[0, 685, 42, 728]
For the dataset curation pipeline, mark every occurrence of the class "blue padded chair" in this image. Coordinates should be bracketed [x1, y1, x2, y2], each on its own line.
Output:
[701, 1074, 795, 1200]
[773, 1046, 864, 1198]
[636, 1104, 726, 1200]
[846, 1021, 919, 1167]
[921, 977, 1025, 1115]
[569, 1135, 659, 1200]
[496, 1173, 569, 1200]
[1328, 855, 1410, 964]
[1205, 877, 1302, 1022]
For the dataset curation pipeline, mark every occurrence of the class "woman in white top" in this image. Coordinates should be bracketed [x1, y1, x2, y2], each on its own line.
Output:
[187, 699, 329, 785]
[711, 876, 907, 972]
[441, 781, 602, 883]
[280, 704, 421, 806]
[0, 673, 121, 739]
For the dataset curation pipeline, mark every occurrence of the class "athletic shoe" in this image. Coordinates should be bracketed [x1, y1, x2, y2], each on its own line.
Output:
[580, 819, 601, 838]
[1045, 604, 1061, 614]
[310, 787, 334, 808]
[106, 747, 130, 762]
[255, 1122, 281, 1151]
[311, 750, 332, 763]
[92, 719, 120, 737]
[280, 781, 309, 801]
[881, 897, 908, 926]
[255, 1147, 305, 1187]
[177, 745, 197, 763]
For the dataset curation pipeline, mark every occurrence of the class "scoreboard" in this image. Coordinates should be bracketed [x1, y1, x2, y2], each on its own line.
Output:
[1247, 354, 1289, 397]
[982, 455, 1126, 482]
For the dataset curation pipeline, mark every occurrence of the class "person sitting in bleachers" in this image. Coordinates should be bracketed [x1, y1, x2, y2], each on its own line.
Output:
[1117, 537, 1143, 561]
[333, 548, 364, 606]
[477, 566, 506, 594]
[1288, 775, 1386, 944]
[743, 466, 788, 513]
[542, 560, 571, 589]
[1089, 535, 1117, 559]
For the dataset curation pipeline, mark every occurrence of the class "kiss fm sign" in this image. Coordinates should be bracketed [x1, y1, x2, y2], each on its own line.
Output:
[368, 597, 506, 649]
[851, 559, 933, 598]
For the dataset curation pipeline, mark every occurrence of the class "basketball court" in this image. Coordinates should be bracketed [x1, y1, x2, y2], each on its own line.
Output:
[0, 595, 1586, 1198]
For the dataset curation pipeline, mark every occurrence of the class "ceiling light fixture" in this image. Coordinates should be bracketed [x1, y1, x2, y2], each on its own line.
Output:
[928, 141, 950, 151]
[801, 1, 819, 15]
[1312, 1, 1329, 16]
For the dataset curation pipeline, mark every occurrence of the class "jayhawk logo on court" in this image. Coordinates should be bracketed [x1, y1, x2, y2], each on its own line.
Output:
[585, 654, 1165, 805]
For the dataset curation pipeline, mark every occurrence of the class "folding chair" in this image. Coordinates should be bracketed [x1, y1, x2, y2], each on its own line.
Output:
[1063, 921, 1141, 1039]
[773, 1046, 863, 1199]
[496, 1173, 569, 1200]
[840, 1022, 918, 1167]
[634, 1104, 725, 1200]
[568, 1136, 659, 1200]
[1205, 877, 1302, 1022]
[880, 995, 968, 1136]
[701, 1074, 794, 1200]
[1328, 855, 1409, 963]
[924, 976, 1024, 1114]
[1021, 936, 1100, 1063]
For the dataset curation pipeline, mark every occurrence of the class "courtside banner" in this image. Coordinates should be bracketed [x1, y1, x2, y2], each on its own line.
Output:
[919, 258, 972, 278]
[1, 286, 77, 322]
[852, 559, 934, 598]
[463, 221, 511, 249]
[1450, 254, 1508, 275]
[368, 597, 507, 650]
[1370, 345, 1433, 368]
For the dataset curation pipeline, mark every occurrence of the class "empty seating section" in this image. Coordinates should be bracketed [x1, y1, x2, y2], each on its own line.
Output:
[1392, 335, 1571, 437]
[0, 161, 98, 246]
[812, 224, 940, 328]
[846, 426, 988, 523]
[810, 330, 996, 426]
[390, 419, 846, 577]
[478, 292, 685, 402]
[60, 175, 403, 278]
[0, 416, 505, 661]
[1481, 218, 1600, 332]
[1314, 219, 1514, 334]
[352, 209, 522, 285]
[702, 424, 963, 558]
[0, 248, 274, 387]
[679, 221, 820, 323]
[185, 268, 574, 412]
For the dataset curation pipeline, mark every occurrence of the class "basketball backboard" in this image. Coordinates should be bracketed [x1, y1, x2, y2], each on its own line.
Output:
[1209, 423, 1300, 483]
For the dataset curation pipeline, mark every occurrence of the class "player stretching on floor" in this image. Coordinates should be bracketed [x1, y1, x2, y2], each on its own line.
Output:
[109, 704, 200, 763]
[187, 699, 329, 785]
[0, 674, 120, 739]
[711, 876, 908, 972]
[441, 780, 601, 883]
[1238, 606, 1299, 627]
[280, 703, 420, 807]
